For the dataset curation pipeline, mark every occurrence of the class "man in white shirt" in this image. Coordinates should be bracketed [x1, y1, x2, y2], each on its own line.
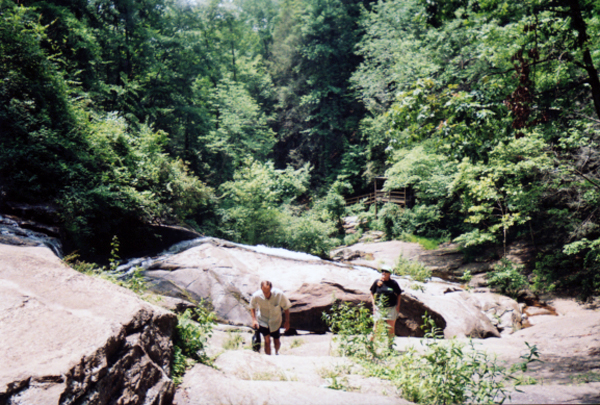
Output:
[250, 280, 292, 355]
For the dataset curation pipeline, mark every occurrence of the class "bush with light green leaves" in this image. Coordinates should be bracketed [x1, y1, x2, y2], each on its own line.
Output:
[323, 302, 541, 404]
[172, 305, 217, 386]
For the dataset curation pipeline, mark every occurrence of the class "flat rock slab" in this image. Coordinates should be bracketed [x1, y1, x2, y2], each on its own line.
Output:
[0, 244, 176, 404]
[175, 348, 411, 405]
[331, 241, 426, 270]
[505, 382, 600, 404]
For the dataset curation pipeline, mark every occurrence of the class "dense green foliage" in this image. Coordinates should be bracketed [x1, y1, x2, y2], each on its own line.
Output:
[2, 0, 600, 295]
[172, 306, 217, 385]
[487, 258, 529, 298]
[351, 0, 600, 297]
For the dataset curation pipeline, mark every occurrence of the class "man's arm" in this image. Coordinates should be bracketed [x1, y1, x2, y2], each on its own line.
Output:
[280, 293, 292, 332]
[395, 282, 401, 311]
[371, 292, 376, 314]
[250, 308, 259, 329]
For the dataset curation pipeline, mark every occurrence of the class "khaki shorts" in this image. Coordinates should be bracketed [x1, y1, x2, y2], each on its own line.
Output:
[374, 306, 399, 321]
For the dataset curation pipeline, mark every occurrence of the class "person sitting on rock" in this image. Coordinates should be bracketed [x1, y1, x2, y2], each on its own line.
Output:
[370, 267, 402, 342]
[250, 280, 291, 355]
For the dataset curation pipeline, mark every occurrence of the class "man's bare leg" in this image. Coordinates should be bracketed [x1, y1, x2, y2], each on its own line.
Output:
[386, 320, 396, 337]
[274, 338, 281, 355]
[264, 335, 272, 355]
[386, 320, 396, 346]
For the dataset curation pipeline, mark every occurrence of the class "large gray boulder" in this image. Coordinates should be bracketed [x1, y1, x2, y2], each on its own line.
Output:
[407, 284, 501, 338]
[143, 238, 519, 338]
[453, 291, 523, 334]
[0, 244, 176, 405]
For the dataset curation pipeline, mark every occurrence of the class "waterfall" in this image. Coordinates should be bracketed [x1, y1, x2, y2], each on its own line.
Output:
[0, 215, 63, 258]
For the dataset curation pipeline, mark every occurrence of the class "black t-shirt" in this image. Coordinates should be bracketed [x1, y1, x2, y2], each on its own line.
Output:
[370, 278, 402, 308]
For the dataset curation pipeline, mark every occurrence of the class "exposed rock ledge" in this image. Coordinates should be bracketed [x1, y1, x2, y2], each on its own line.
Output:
[0, 244, 177, 405]
[140, 237, 522, 339]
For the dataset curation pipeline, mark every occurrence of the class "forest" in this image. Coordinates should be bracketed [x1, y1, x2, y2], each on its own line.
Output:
[1, 0, 600, 298]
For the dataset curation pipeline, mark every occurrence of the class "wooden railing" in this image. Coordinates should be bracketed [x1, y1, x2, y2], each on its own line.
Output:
[344, 189, 407, 207]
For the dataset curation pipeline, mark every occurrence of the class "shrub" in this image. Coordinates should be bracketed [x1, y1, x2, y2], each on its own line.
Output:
[487, 258, 529, 298]
[322, 300, 373, 358]
[399, 233, 450, 250]
[376, 203, 402, 239]
[323, 303, 541, 404]
[392, 204, 444, 238]
[283, 209, 338, 257]
[222, 332, 244, 350]
[451, 134, 551, 253]
[532, 240, 600, 299]
[393, 256, 431, 283]
[365, 314, 541, 404]
[322, 296, 399, 360]
[356, 204, 377, 233]
[218, 159, 310, 246]
[172, 305, 217, 385]
[343, 231, 362, 246]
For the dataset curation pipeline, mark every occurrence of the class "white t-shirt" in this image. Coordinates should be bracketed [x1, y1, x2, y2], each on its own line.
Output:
[249, 288, 292, 332]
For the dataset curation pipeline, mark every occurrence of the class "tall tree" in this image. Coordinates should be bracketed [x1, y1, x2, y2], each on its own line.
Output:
[269, 0, 371, 187]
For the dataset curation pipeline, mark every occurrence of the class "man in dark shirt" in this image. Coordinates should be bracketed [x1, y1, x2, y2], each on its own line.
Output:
[370, 267, 402, 341]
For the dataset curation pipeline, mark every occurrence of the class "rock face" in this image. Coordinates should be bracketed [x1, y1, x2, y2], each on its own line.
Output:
[455, 291, 523, 334]
[331, 240, 538, 282]
[144, 239, 391, 332]
[406, 282, 502, 339]
[0, 244, 177, 405]
[142, 238, 520, 338]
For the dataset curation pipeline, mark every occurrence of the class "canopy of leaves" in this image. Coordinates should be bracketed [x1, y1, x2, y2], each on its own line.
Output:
[3, 0, 600, 296]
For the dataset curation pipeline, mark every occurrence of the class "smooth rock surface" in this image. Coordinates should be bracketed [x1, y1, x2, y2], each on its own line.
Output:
[180, 296, 600, 405]
[143, 238, 519, 338]
[0, 244, 177, 405]
[174, 350, 410, 405]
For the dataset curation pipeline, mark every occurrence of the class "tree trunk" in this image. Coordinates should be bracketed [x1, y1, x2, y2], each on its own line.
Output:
[565, 0, 600, 119]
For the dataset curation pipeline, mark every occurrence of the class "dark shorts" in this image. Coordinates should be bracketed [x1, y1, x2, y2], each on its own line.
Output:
[258, 325, 281, 339]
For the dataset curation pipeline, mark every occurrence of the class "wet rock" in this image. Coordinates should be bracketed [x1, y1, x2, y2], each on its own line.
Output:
[0, 214, 63, 257]
[2, 202, 60, 223]
[468, 273, 489, 288]
[0, 244, 176, 405]
[524, 306, 556, 317]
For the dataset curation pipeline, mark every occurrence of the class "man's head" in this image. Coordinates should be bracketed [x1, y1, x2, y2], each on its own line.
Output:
[381, 267, 392, 280]
[261, 280, 272, 298]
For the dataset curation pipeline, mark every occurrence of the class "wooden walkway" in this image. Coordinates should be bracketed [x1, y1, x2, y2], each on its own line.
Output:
[344, 189, 407, 207]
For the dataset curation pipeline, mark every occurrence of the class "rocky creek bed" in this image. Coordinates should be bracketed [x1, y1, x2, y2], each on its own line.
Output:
[1, 219, 599, 404]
